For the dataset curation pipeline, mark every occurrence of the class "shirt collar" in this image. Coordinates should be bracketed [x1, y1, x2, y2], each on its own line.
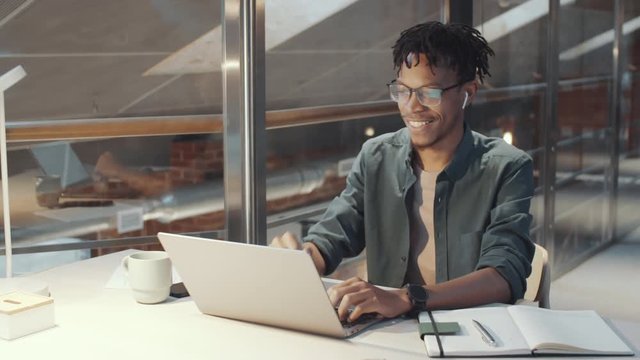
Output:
[400, 122, 474, 181]
[442, 122, 474, 181]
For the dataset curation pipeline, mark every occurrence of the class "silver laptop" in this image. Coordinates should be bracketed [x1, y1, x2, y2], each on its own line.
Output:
[157, 232, 383, 338]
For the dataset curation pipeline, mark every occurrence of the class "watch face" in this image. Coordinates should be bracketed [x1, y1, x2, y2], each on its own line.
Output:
[408, 284, 428, 302]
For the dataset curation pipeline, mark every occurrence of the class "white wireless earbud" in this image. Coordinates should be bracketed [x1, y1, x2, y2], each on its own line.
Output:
[462, 92, 469, 110]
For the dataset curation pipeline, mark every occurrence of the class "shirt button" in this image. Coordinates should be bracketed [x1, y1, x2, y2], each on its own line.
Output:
[437, 197, 441, 203]
[401, 256, 407, 262]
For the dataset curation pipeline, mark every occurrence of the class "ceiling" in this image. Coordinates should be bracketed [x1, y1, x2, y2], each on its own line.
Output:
[0, 0, 633, 123]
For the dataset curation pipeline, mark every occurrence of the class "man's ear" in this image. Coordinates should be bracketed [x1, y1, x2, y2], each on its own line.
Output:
[463, 82, 478, 107]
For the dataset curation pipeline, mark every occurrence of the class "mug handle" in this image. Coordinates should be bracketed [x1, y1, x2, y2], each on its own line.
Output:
[121, 255, 129, 272]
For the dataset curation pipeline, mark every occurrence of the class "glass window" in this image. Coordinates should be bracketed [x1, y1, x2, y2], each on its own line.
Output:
[472, 0, 548, 245]
[264, 0, 441, 279]
[0, 0, 222, 276]
[266, 1, 439, 109]
[554, 0, 614, 274]
[617, 0, 640, 240]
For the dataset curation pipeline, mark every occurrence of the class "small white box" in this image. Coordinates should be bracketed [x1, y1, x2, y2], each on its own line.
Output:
[0, 291, 55, 340]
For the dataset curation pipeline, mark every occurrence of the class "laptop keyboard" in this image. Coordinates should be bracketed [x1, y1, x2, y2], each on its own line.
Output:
[337, 309, 380, 327]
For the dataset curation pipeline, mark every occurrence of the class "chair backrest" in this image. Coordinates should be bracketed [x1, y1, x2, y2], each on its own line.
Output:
[524, 243, 551, 308]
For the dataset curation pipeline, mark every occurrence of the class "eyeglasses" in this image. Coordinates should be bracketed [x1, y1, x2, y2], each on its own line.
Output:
[387, 80, 464, 107]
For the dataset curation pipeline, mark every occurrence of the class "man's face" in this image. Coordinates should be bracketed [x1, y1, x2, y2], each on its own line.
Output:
[396, 53, 469, 151]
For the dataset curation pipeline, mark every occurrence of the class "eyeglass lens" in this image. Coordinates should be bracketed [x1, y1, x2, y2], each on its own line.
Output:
[389, 84, 442, 107]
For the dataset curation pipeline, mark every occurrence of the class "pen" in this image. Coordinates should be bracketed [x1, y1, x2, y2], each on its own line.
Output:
[472, 319, 497, 347]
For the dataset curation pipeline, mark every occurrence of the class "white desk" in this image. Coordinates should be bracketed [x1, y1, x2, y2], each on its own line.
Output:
[3, 250, 639, 359]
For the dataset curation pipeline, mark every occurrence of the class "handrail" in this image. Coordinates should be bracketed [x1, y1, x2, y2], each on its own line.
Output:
[474, 74, 613, 104]
[0, 200, 332, 255]
[6, 101, 398, 142]
[7, 115, 223, 142]
[4, 73, 625, 143]
[1, 231, 225, 255]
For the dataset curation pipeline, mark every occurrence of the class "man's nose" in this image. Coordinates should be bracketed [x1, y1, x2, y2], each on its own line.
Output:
[404, 91, 426, 112]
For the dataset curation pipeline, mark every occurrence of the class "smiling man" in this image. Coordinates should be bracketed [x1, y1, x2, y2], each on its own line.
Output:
[272, 21, 534, 322]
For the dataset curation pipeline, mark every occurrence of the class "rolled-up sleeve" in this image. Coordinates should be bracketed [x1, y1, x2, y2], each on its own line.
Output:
[303, 146, 368, 275]
[475, 155, 535, 303]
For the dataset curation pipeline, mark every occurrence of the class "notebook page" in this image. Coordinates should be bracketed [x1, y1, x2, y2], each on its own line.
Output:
[422, 307, 530, 357]
[508, 306, 633, 355]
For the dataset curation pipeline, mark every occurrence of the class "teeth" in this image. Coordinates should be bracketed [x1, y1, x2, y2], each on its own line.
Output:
[409, 119, 435, 128]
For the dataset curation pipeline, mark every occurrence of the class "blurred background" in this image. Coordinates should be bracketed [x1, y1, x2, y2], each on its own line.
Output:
[0, 0, 638, 281]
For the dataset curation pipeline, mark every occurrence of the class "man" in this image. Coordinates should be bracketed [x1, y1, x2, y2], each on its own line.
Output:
[272, 21, 534, 323]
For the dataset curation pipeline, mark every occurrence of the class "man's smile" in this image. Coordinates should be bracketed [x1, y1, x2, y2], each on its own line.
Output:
[407, 119, 437, 128]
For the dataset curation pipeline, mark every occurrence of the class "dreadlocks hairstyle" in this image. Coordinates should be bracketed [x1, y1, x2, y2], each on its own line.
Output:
[392, 21, 494, 84]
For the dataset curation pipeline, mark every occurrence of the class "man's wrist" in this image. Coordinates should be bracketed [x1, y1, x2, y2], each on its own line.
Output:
[405, 283, 429, 317]
[396, 288, 413, 315]
[302, 242, 326, 275]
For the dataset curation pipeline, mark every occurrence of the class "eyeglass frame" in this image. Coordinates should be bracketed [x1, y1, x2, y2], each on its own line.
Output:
[386, 79, 469, 107]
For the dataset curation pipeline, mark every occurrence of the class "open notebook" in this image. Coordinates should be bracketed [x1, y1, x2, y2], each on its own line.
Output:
[419, 305, 634, 357]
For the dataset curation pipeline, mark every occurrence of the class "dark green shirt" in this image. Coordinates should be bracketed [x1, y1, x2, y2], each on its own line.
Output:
[304, 124, 535, 303]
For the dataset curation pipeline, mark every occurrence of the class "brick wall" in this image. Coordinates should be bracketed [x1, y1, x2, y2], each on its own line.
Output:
[170, 140, 224, 186]
[94, 138, 347, 254]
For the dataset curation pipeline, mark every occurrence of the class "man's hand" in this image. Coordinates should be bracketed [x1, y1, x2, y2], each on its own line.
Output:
[328, 277, 412, 322]
[270, 231, 303, 251]
[270, 231, 326, 275]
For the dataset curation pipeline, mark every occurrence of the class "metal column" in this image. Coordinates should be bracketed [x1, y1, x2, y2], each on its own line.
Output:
[222, 0, 267, 245]
[443, 0, 473, 25]
[608, 0, 623, 242]
[541, 0, 559, 255]
[440, 0, 450, 23]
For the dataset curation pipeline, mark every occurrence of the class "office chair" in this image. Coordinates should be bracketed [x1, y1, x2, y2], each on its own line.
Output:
[523, 243, 551, 308]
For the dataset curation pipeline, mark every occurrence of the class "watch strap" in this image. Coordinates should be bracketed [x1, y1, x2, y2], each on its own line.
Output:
[405, 283, 428, 317]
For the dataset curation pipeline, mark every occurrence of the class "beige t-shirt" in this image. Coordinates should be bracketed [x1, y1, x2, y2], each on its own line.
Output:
[405, 163, 438, 285]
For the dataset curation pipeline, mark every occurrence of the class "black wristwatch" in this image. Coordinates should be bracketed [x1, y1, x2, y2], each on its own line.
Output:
[405, 283, 429, 317]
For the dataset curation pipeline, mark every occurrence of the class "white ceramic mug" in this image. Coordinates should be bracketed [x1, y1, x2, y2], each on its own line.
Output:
[122, 251, 172, 304]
